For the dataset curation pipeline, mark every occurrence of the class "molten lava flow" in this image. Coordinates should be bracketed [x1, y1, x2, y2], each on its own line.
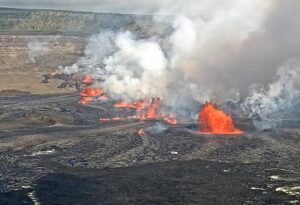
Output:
[79, 97, 93, 104]
[114, 100, 147, 111]
[138, 128, 145, 136]
[80, 88, 103, 97]
[146, 98, 160, 119]
[199, 102, 243, 134]
[130, 100, 148, 110]
[82, 75, 93, 84]
[99, 98, 179, 124]
[114, 101, 128, 108]
[79, 88, 104, 104]
[164, 116, 177, 125]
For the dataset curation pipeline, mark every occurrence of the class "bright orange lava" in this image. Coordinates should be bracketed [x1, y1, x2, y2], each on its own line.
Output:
[80, 88, 103, 97]
[164, 116, 177, 125]
[114, 100, 148, 111]
[138, 128, 145, 136]
[99, 98, 178, 125]
[146, 98, 160, 119]
[79, 88, 104, 104]
[199, 102, 243, 134]
[79, 97, 93, 104]
[82, 75, 94, 84]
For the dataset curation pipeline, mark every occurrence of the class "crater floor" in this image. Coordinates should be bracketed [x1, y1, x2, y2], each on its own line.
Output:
[0, 90, 299, 204]
[0, 33, 299, 204]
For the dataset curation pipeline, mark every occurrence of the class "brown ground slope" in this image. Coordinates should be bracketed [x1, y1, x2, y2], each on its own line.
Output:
[0, 35, 84, 94]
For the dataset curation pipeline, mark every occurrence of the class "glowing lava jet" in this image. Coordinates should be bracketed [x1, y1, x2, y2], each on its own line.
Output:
[79, 88, 104, 104]
[146, 98, 160, 119]
[199, 102, 243, 134]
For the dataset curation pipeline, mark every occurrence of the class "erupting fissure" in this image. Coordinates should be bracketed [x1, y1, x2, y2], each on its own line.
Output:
[114, 100, 148, 111]
[47, 71, 242, 131]
[198, 102, 243, 134]
[146, 98, 160, 119]
[100, 98, 178, 125]
[79, 87, 105, 104]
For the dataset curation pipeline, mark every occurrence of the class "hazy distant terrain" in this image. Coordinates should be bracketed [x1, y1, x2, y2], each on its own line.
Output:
[0, 7, 171, 36]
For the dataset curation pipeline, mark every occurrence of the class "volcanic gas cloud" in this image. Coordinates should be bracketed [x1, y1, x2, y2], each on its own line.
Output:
[55, 0, 300, 132]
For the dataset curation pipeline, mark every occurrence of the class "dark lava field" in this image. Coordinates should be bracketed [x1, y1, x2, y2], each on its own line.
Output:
[0, 89, 299, 204]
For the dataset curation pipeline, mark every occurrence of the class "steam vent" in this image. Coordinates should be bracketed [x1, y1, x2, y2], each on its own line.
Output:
[1, 4, 300, 204]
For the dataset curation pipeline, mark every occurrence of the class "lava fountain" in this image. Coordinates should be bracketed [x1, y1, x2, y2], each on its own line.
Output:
[199, 102, 243, 134]
[79, 87, 105, 104]
[146, 98, 160, 119]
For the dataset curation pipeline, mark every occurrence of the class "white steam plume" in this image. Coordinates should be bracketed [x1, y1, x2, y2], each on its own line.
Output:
[61, 15, 200, 104]
[59, 0, 300, 124]
[103, 31, 168, 100]
[242, 60, 300, 121]
[27, 41, 50, 64]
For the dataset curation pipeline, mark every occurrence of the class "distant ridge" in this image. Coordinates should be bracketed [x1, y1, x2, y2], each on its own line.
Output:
[0, 7, 140, 15]
[0, 7, 171, 36]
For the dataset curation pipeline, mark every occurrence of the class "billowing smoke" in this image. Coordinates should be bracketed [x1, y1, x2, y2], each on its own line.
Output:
[60, 15, 205, 118]
[27, 40, 50, 64]
[102, 31, 168, 99]
[242, 60, 300, 123]
[146, 123, 168, 135]
[61, 15, 199, 102]
[59, 31, 116, 77]
[60, 0, 300, 124]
